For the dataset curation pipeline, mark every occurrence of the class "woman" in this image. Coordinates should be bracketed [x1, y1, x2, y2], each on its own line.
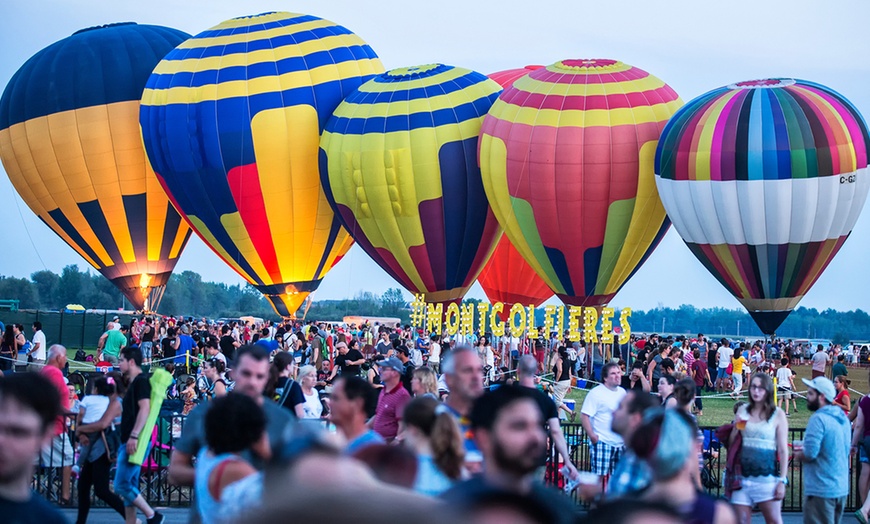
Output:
[833, 375, 851, 414]
[411, 366, 439, 398]
[74, 375, 126, 524]
[673, 377, 696, 416]
[631, 408, 736, 524]
[401, 396, 464, 496]
[203, 359, 228, 399]
[0, 324, 16, 371]
[270, 351, 305, 418]
[551, 347, 575, 420]
[729, 372, 788, 524]
[196, 394, 271, 524]
[162, 326, 179, 362]
[367, 355, 384, 390]
[658, 374, 678, 409]
[14, 324, 29, 370]
[298, 365, 324, 419]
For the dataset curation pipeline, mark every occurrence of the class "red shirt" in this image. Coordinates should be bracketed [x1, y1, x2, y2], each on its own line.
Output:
[41, 365, 69, 436]
[372, 382, 411, 441]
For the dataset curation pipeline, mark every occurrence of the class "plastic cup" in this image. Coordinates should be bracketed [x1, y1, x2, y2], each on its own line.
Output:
[736, 418, 747, 430]
[577, 472, 600, 485]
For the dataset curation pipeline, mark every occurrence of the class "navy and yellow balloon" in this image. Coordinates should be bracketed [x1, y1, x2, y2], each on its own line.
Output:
[320, 64, 503, 303]
[140, 12, 384, 317]
[0, 23, 192, 311]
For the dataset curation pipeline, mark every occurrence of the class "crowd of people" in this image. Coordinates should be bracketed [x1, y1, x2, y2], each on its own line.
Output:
[1, 317, 869, 523]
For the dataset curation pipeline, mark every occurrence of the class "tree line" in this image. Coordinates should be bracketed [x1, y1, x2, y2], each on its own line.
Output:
[1, 266, 869, 342]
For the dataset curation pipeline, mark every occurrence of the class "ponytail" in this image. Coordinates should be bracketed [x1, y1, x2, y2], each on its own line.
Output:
[430, 409, 464, 480]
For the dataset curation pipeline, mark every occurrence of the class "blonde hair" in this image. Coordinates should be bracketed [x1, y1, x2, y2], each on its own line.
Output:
[412, 366, 438, 396]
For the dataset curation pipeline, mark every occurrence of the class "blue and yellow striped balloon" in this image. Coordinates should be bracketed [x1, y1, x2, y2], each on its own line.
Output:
[0, 23, 192, 311]
[140, 12, 384, 317]
[320, 64, 503, 303]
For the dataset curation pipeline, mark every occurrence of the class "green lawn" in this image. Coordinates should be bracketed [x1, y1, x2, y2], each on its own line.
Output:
[565, 363, 867, 428]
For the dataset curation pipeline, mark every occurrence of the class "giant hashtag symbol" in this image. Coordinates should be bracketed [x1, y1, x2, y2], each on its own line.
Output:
[409, 293, 426, 327]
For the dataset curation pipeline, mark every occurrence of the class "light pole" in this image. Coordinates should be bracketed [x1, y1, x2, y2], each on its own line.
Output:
[662, 317, 666, 334]
[737, 320, 740, 337]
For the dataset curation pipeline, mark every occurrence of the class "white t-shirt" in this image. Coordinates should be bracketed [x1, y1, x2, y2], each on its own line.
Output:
[429, 342, 441, 363]
[775, 367, 794, 389]
[32, 330, 47, 360]
[717, 346, 734, 368]
[580, 384, 626, 446]
[301, 390, 323, 419]
[811, 351, 829, 372]
[80, 395, 110, 424]
[210, 351, 227, 366]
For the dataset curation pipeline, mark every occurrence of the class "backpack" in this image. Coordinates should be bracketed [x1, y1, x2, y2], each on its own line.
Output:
[74, 349, 87, 361]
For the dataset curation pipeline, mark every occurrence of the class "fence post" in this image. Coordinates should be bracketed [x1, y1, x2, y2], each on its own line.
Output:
[59, 311, 64, 347]
[81, 312, 86, 349]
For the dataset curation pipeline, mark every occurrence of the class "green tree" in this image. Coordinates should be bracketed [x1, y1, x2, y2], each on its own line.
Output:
[0, 276, 38, 308]
[56, 265, 84, 308]
[380, 288, 406, 316]
[30, 270, 60, 308]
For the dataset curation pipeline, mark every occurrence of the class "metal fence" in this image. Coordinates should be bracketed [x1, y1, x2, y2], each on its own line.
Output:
[545, 423, 864, 512]
[0, 309, 137, 350]
[35, 415, 862, 512]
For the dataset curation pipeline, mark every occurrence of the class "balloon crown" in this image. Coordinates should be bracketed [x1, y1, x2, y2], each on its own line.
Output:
[73, 22, 136, 35]
[554, 59, 620, 71]
[382, 64, 451, 81]
[231, 12, 280, 20]
[728, 78, 796, 90]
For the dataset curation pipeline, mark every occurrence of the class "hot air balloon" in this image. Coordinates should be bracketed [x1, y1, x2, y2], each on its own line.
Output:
[0, 23, 192, 312]
[476, 66, 554, 311]
[479, 59, 683, 307]
[140, 12, 384, 317]
[655, 78, 870, 335]
[319, 64, 502, 304]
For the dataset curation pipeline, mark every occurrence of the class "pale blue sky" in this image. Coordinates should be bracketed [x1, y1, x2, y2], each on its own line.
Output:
[1, 0, 868, 312]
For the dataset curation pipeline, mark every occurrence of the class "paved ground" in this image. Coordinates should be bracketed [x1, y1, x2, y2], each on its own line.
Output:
[60, 507, 811, 523]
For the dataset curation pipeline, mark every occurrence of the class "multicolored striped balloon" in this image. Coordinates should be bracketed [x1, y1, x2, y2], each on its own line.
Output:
[476, 66, 555, 311]
[0, 23, 192, 311]
[655, 78, 870, 334]
[140, 12, 384, 317]
[479, 59, 682, 307]
[320, 64, 502, 303]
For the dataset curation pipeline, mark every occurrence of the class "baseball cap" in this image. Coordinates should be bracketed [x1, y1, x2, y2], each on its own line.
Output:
[802, 376, 837, 403]
[377, 356, 404, 374]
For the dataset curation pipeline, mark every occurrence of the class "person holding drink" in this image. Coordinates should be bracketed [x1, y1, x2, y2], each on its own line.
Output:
[728, 373, 789, 524]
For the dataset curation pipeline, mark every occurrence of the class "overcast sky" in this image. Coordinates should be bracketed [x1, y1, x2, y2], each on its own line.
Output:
[2, 0, 869, 312]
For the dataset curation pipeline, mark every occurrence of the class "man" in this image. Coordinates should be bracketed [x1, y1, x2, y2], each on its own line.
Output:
[375, 331, 392, 356]
[255, 327, 279, 353]
[219, 325, 240, 363]
[115, 346, 164, 524]
[140, 317, 155, 365]
[330, 375, 383, 454]
[103, 325, 128, 365]
[39, 345, 73, 505]
[395, 346, 415, 394]
[168, 345, 292, 523]
[441, 384, 577, 524]
[580, 361, 626, 484]
[600, 390, 659, 500]
[515, 355, 578, 479]
[205, 339, 226, 367]
[442, 346, 486, 470]
[96, 322, 113, 358]
[175, 326, 196, 370]
[371, 357, 411, 441]
[811, 344, 829, 379]
[795, 376, 850, 524]
[0, 373, 67, 523]
[328, 342, 366, 380]
[28, 321, 47, 370]
[832, 354, 848, 380]
[428, 334, 441, 373]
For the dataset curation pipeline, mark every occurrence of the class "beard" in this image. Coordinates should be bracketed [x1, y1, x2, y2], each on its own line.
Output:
[492, 438, 547, 476]
[807, 397, 821, 412]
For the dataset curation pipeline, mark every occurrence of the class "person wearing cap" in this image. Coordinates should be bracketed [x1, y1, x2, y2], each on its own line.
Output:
[395, 346, 416, 394]
[371, 357, 411, 441]
[795, 376, 851, 524]
[328, 342, 365, 381]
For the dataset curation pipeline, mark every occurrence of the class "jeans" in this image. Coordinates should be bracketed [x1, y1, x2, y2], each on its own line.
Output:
[77, 453, 125, 524]
[695, 385, 704, 411]
[113, 442, 151, 506]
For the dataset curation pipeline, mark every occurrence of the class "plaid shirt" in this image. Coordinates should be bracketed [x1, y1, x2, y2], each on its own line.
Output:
[606, 449, 652, 498]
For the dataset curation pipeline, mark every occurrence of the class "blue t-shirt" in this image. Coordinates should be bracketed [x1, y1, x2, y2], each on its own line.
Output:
[345, 430, 384, 455]
[413, 454, 455, 496]
[174, 334, 196, 364]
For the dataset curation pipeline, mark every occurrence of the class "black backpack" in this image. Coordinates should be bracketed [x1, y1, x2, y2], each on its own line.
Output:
[74, 349, 87, 361]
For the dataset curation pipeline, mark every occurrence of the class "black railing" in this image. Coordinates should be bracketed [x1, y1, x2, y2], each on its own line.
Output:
[35, 416, 863, 512]
[545, 423, 864, 512]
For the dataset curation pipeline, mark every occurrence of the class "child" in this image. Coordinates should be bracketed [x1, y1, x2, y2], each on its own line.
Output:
[72, 376, 116, 477]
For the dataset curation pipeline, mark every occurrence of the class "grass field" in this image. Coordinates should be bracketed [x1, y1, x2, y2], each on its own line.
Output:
[565, 363, 868, 428]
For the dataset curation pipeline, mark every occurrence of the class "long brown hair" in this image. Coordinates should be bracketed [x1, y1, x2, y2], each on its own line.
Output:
[748, 372, 775, 420]
[402, 396, 464, 479]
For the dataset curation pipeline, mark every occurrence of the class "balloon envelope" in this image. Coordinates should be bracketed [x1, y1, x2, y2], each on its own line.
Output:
[479, 59, 682, 307]
[140, 12, 384, 317]
[0, 23, 192, 311]
[477, 66, 554, 309]
[320, 64, 502, 303]
[655, 78, 870, 334]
